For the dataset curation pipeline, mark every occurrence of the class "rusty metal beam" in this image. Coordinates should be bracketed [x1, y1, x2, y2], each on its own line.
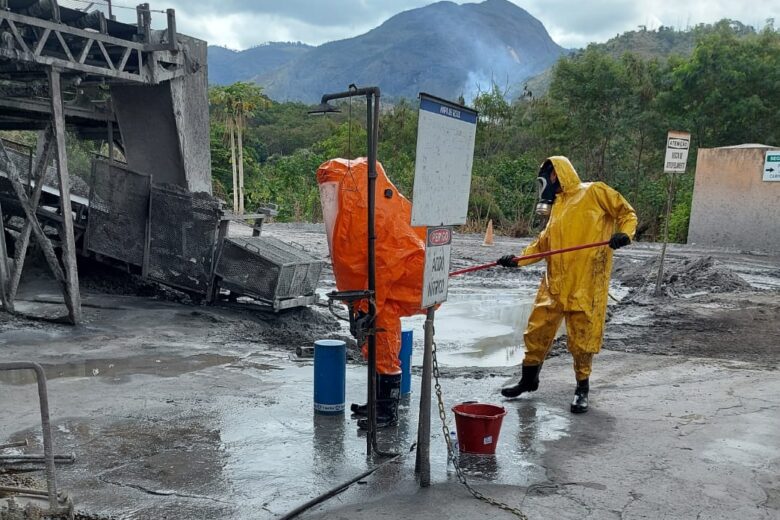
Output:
[0, 200, 11, 313]
[49, 68, 81, 324]
[8, 126, 55, 302]
[0, 95, 116, 123]
[0, 137, 67, 297]
[0, 10, 186, 84]
[0, 46, 145, 82]
[3, 11, 146, 52]
[0, 362, 64, 514]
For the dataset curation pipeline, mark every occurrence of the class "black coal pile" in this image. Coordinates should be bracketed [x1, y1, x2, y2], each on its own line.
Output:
[614, 255, 751, 297]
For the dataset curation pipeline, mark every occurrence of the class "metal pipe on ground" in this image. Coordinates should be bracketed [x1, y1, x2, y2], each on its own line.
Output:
[0, 440, 28, 450]
[0, 486, 58, 497]
[0, 454, 75, 463]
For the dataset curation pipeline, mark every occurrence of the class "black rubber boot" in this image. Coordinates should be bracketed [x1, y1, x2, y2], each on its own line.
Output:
[500, 364, 541, 398]
[570, 379, 589, 414]
[350, 372, 378, 416]
[350, 402, 368, 416]
[358, 373, 401, 429]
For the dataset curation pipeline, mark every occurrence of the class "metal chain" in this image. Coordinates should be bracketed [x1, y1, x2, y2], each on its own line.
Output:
[432, 339, 529, 519]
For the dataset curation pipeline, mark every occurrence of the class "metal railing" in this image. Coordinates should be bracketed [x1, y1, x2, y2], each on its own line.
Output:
[0, 362, 73, 516]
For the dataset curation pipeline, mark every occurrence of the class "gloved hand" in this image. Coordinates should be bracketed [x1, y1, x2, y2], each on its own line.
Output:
[497, 255, 519, 268]
[609, 232, 631, 250]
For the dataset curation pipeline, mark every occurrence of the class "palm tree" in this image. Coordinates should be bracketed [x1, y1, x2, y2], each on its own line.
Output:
[209, 82, 270, 214]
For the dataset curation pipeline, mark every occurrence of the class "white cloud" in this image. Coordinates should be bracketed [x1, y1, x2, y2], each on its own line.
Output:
[171, 10, 378, 49]
[519, 0, 779, 48]
[101, 0, 780, 49]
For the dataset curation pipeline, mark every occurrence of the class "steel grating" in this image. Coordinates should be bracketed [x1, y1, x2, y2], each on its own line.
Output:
[216, 236, 323, 303]
[1, 140, 33, 184]
[86, 160, 150, 266]
[147, 185, 222, 294]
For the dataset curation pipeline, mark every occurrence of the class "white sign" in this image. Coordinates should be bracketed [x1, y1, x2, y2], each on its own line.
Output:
[422, 227, 452, 308]
[411, 93, 477, 226]
[764, 151, 780, 181]
[664, 130, 691, 173]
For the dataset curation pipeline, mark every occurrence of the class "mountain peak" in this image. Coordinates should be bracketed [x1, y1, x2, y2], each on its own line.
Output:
[209, 1, 563, 102]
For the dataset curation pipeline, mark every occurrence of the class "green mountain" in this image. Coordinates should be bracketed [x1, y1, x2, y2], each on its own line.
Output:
[593, 20, 755, 59]
[524, 20, 758, 96]
[208, 0, 564, 102]
[208, 42, 313, 85]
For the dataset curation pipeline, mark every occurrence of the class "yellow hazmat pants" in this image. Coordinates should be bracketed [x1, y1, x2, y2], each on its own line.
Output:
[522, 280, 605, 381]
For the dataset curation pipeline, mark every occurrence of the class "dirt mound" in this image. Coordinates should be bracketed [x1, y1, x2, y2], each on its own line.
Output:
[605, 291, 780, 365]
[77, 257, 193, 304]
[614, 255, 751, 297]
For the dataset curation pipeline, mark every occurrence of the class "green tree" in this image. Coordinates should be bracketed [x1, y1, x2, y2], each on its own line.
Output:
[661, 24, 780, 148]
[209, 82, 271, 214]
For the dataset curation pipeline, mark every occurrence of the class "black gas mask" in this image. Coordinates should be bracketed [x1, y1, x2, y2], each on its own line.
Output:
[535, 160, 560, 216]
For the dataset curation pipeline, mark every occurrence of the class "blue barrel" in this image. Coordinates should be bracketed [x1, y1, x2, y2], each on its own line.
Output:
[400, 328, 414, 396]
[313, 339, 346, 415]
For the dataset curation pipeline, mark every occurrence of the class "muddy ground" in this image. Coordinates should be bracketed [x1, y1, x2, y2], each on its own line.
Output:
[1, 222, 779, 519]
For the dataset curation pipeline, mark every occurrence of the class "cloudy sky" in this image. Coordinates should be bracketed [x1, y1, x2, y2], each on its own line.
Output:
[111, 0, 778, 50]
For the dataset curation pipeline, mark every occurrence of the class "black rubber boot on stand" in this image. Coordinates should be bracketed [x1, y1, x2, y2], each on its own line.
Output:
[350, 373, 377, 416]
[350, 401, 368, 417]
[358, 373, 401, 429]
[350, 372, 380, 417]
[570, 379, 589, 414]
[500, 364, 541, 398]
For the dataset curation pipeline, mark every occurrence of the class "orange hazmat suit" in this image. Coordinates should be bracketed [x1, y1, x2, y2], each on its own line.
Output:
[316, 158, 427, 375]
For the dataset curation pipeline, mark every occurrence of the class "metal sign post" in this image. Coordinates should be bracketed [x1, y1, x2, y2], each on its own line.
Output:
[415, 226, 452, 486]
[655, 130, 691, 295]
[410, 94, 476, 487]
[310, 85, 385, 458]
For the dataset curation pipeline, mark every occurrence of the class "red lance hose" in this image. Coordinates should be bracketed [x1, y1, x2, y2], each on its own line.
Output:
[448, 240, 611, 278]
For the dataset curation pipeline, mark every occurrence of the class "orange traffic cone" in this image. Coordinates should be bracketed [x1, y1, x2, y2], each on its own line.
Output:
[482, 219, 494, 247]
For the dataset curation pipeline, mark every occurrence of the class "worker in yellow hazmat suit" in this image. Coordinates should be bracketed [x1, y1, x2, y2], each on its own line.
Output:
[497, 156, 637, 413]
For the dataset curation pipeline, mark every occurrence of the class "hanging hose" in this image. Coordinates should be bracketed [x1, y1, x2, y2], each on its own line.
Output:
[449, 240, 611, 277]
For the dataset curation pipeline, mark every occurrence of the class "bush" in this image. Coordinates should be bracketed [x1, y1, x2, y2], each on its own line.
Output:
[667, 198, 691, 243]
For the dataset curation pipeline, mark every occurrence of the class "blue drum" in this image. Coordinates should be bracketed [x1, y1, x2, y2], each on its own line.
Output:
[400, 328, 414, 396]
[313, 339, 346, 415]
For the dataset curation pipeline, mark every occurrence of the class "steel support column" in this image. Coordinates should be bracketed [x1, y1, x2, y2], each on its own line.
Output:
[8, 126, 55, 302]
[0, 200, 11, 312]
[48, 68, 81, 323]
[0, 138, 67, 299]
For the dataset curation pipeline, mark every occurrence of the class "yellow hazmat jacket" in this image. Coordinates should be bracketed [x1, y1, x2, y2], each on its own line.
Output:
[519, 156, 637, 320]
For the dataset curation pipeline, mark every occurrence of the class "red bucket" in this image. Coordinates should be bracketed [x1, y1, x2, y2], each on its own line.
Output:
[452, 402, 507, 455]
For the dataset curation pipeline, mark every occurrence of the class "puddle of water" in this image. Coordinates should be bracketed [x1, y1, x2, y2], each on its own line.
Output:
[399, 282, 628, 368]
[0, 354, 238, 385]
[218, 363, 561, 517]
[0, 328, 73, 346]
[402, 290, 561, 368]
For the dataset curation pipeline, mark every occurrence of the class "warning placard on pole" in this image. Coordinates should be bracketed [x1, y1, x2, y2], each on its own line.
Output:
[411, 93, 477, 227]
[421, 227, 452, 308]
[664, 130, 691, 173]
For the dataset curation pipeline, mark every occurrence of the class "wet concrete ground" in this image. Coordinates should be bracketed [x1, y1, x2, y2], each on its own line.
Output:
[1, 224, 779, 519]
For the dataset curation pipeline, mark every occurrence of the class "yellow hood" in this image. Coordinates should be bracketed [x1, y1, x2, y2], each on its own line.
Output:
[547, 156, 582, 193]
